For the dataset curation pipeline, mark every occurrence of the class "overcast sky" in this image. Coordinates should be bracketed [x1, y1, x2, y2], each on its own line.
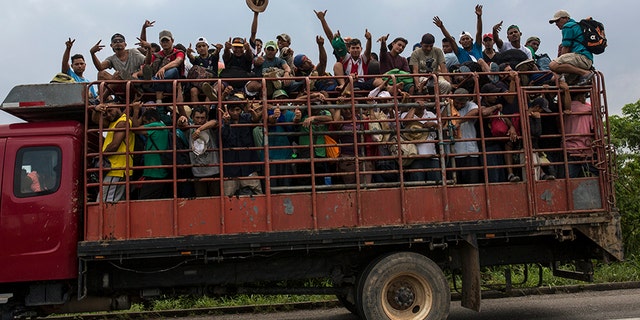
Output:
[0, 0, 634, 123]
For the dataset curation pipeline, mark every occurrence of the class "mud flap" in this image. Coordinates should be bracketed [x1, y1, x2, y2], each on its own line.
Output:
[460, 233, 481, 312]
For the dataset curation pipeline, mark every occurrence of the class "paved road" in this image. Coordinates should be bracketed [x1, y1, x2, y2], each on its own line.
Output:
[181, 287, 640, 320]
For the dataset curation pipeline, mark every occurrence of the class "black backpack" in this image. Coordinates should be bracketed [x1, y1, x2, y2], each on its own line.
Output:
[577, 17, 607, 54]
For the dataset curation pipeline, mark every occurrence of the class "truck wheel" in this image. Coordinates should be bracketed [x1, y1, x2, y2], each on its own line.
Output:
[357, 252, 450, 320]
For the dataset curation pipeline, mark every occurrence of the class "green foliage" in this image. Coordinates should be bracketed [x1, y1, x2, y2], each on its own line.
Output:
[470, 254, 640, 290]
[609, 100, 640, 254]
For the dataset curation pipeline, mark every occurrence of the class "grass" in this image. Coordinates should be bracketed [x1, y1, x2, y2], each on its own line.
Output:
[469, 253, 640, 290]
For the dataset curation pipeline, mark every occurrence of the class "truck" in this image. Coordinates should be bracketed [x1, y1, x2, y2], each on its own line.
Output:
[0, 71, 622, 320]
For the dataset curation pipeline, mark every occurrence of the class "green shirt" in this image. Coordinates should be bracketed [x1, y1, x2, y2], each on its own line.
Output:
[298, 110, 331, 158]
[143, 121, 169, 178]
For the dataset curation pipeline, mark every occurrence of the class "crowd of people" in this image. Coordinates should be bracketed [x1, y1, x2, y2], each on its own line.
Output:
[73, 4, 599, 202]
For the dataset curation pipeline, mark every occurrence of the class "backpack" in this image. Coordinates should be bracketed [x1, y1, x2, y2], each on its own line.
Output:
[577, 17, 607, 54]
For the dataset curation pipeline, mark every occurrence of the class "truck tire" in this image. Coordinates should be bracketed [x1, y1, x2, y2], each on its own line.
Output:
[357, 252, 450, 320]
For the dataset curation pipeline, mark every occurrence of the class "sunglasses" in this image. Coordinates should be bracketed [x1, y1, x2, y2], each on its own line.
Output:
[111, 39, 124, 44]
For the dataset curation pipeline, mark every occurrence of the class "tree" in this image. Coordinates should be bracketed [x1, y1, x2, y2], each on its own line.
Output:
[609, 100, 640, 255]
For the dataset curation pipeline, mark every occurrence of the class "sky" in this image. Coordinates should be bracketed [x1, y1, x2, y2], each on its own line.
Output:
[0, 0, 635, 123]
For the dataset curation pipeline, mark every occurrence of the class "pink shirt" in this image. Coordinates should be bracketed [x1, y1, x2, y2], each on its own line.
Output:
[564, 101, 593, 156]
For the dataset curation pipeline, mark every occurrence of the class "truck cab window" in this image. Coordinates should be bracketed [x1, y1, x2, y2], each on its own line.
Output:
[14, 147, 61, 197]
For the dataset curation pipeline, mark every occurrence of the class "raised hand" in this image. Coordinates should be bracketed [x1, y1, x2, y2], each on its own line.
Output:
[433, 16, 444, 28]
[378, 34, 389, 43]
[90, 40, 104, 54]
[493, 21, 503, 33]
[364, 29, 371, 40]
[65, 38, 75, 49]
[316, 35, 324, 45]
[143, 20, 155, 29]
[475, 4, 483, 17]
[314, 9, 327, 21]
[135, 37, 151, 50]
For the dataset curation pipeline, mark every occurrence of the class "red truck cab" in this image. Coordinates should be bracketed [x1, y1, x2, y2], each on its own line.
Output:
[0, 120, 83, 283]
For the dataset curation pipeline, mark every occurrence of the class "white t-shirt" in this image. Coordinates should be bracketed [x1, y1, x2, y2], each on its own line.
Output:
[499, 42, 533, 60]
[455, 101, 479, 157]
[400, 109, 438, 155]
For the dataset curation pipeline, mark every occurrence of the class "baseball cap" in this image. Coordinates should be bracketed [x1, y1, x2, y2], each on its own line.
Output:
[480, 83, 505, 94]
[195, 37, 208, 46]
[482, 33, 493, 41]
[530, 97, 552, 113]
[272, 89, 288, 99]
[231, 37, 245, 47]
[459, 31, 472, 41]
[294, 54, 307, 68]
[277, 33, 291, 44]
[549, 10, 571, 24]
[526, 36, 541, 44]
[111, 33, 125, 42]
[264, 40, 278, 51]
[159, 30, 173, 41]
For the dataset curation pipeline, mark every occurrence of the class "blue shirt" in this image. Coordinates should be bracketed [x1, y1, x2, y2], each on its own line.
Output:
[456, 42, 483, 63]
[67, 69, 97, 98]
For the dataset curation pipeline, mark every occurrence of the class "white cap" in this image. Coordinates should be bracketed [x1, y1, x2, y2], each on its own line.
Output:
[195, 37, 209, 46]
[549, 10, 570, 24]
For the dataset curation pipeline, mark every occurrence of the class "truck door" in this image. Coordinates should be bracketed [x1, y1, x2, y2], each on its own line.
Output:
[0, 138, 78, 283]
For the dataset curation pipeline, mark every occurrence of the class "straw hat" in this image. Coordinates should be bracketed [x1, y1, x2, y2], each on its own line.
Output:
[403, 122, 429, 141]
[246, 0, 268, 13]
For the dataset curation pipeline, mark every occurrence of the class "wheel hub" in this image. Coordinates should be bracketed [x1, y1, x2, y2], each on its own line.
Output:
[387, 280, 415, 310]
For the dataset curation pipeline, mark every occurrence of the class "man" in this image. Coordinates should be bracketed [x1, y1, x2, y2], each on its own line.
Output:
[135, 108, 170, 199]
[559, 81, 597, 177]
[221, 37, 255, 91]
[178, 105, 221, 197]
[90, 33, 147, 100]
[451, 88, 481, 184]
[526, 97, 557, 180]
[481, 33, 497, 64]
[400, 103, 440, 183]
[313, 10, 376, 90]
[548, 9, 595, 86]
[90, 32, 147, 83]
[492, 22, 533, 60]
[441, 37, 460, 71]
[276, 33, 295, 71]
[91, 98, 135, 202]
[186, 36, 222, 104]
[145, 30, 185, 103]
[409, 33, 451, 95]
[378, 34, 409, 74]
[220, 98, 263, 196]
[333, 31, 376, 91]
[292, 35, 336, 91]
[247, 40, 292, 97]
[62, 38, 96, 98]
[433, 5, 490, 72]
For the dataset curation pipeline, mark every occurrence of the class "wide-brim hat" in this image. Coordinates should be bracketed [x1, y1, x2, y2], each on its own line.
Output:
[246, 0, 268, 13]
[403, 122, 429, 141]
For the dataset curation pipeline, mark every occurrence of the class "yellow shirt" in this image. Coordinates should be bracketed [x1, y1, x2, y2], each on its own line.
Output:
[103, 113, 135, 178]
